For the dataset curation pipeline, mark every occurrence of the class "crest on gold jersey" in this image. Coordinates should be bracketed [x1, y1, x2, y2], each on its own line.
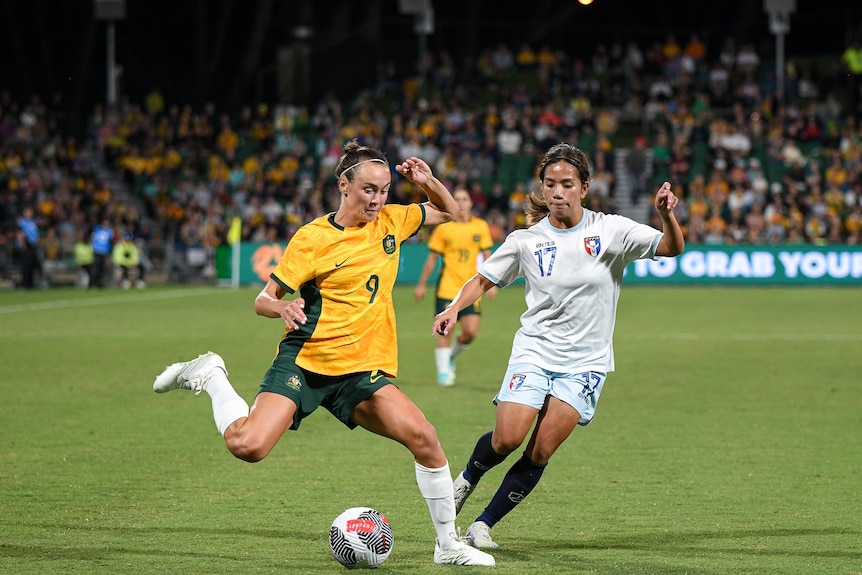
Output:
[382, 234, 396, 254]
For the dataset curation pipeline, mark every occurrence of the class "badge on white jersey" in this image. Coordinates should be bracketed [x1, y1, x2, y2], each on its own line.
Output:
[584, 236, 601, 256]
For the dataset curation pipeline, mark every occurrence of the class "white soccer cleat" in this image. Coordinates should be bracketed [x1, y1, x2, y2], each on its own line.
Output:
[434, 536, 495, 566]
[437, 371, 455, 387]
[452, 471, 476, 515]
[153, 351, 226, 396]
[465, 521, 499, 549]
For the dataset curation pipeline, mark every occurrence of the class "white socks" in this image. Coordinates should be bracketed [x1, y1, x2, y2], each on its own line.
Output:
[450, 340, 470, 360]
[204, 367, 250, 436]
[434, 347, 452, 377]
[415, 461, 457, 546]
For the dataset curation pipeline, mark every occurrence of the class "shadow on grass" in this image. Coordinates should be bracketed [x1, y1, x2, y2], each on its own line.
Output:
[0, 542, 278, 563]
[510, 526, 861, 560]
[1, 522, 859, 569]
[0, 522, 316, 562]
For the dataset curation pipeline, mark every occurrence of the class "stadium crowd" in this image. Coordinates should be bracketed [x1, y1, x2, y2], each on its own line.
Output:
[3, 32, 862, 287]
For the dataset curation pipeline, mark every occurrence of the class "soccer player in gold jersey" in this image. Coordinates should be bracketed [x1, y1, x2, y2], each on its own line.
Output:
[414, 188, 496, 385]
[153, 141, 495, 567]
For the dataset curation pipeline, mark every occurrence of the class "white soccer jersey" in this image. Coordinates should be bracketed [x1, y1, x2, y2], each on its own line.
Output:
[480, 210, 663, 373]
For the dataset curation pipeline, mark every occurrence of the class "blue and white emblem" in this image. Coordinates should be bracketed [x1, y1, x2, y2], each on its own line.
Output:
[584, 236, 601, 257]
[509, 374, 526, 390]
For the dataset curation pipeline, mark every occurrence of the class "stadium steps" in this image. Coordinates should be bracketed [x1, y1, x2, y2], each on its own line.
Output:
[612, 148, 652, 223]
[80, 144, 175, 279]
[80, 144, 150, 224]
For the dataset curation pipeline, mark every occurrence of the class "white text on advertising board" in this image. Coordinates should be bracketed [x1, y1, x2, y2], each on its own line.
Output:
[630, 250, 862, 279]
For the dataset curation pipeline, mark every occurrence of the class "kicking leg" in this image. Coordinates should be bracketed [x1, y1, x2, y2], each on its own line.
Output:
[153, 352, 295, 463]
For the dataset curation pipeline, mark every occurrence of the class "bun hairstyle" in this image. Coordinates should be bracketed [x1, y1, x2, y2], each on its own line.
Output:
[525, 143, 591, 226]
[334, 140, 389, 182]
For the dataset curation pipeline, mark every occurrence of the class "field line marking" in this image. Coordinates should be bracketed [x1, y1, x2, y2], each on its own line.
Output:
[622, 332, 862, 342]
[400, 330, 862, 342]
[0, 287, 229, 314]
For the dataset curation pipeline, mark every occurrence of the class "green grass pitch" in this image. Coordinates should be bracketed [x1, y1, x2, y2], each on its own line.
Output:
[0, 284, 860, 574]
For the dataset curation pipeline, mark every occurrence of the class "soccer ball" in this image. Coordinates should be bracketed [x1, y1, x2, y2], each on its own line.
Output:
[329, 507, 394, 569]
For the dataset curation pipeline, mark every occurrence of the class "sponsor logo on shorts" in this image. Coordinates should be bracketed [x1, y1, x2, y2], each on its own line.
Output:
[509, 373, 526, 390]
[285, 375, 302, 391]
[369, 370, 384, 384]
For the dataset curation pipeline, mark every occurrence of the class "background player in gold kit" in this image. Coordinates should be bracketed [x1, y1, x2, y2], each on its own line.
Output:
[153, 141, 495, 567]
[414, 188, 496, 385]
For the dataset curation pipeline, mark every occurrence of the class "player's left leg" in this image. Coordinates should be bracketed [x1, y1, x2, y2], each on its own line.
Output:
[352, 385, 495, 566]
[434, 332, 455, 386]
[455, 313, 481, 345]
[449, 309, 481, 380]
[352, 384, 445, 466]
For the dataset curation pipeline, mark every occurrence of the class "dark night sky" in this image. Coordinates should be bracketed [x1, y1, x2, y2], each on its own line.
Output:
[2, 0, 860, 127]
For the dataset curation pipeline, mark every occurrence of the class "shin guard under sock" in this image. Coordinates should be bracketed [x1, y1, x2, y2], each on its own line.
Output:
[476, 454, 547, 528]
[462, 431, 508, 484]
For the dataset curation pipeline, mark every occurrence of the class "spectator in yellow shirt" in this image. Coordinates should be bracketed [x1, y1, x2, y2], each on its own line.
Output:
[112, 231, 145, 288]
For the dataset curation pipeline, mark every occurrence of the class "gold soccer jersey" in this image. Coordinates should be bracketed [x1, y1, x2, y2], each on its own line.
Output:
[427, 216, 493, 301]
[270, 204, 425, 377]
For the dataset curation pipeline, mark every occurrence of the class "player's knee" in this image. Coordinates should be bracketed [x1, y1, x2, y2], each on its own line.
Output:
[526, 449, 553, 466]
[226, 435, 271, 463]
[406, 420, 442, 457]
[416, 420, 440, 448]
[490, 432, 522, 456]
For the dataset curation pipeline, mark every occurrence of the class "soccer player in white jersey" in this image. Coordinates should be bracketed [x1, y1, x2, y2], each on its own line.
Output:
[432, 143, 684, 549]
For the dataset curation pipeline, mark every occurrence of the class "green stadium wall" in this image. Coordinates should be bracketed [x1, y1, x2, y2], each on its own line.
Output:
[216, 243, 862, 286]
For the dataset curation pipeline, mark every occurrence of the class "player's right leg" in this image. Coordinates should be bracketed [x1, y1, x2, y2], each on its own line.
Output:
[452, 469, 477, 514]
[153, 351, 225, 395]
[153, 352, 298, 463]
[225, 392, 296, 462]
[465, 520, 498, 549]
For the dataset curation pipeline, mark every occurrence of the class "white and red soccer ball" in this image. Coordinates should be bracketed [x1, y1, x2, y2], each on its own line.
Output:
[329, 507, 393, 569]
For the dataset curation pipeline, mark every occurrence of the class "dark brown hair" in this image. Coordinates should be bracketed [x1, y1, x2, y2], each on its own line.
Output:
[334, 140, 389, 181]
[525, 143, 591, 226]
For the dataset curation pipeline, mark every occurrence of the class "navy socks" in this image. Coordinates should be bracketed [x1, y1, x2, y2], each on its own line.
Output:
[476, 454, 547, 528]
[462, 431, 508, 484]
